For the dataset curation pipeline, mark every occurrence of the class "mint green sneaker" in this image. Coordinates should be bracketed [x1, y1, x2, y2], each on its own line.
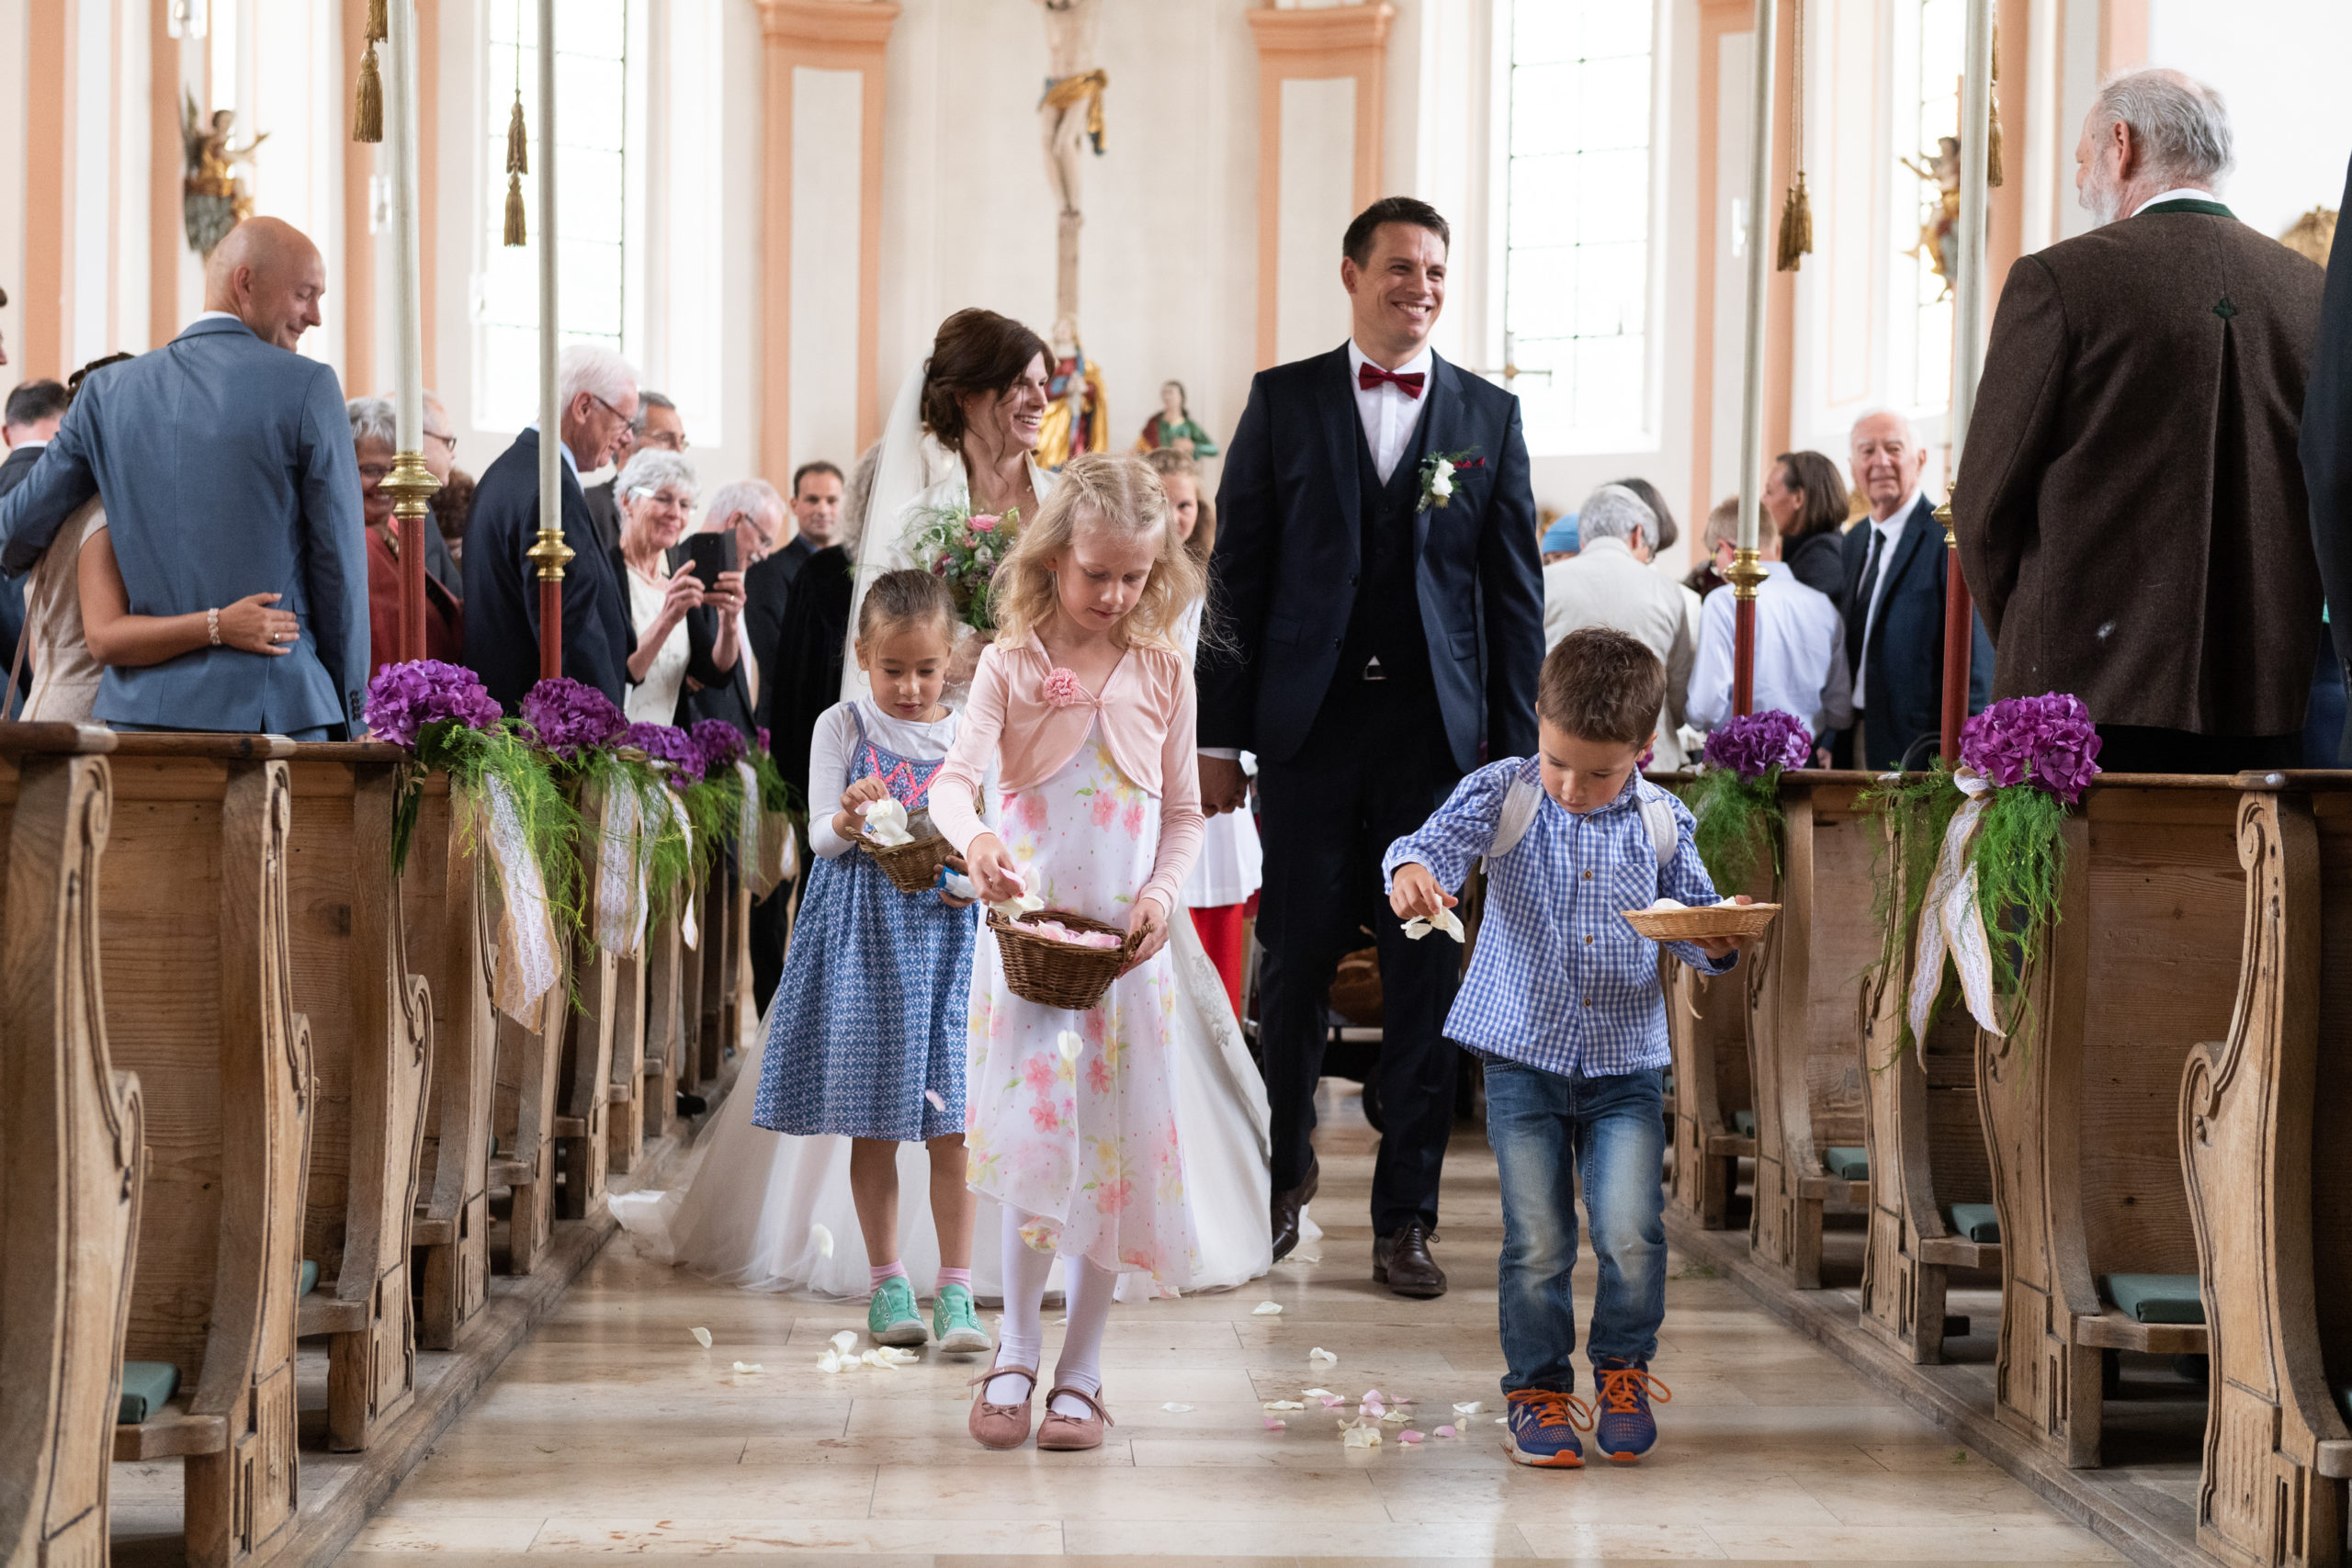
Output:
[933, 1282, 992, 1355]
[867, 1276, 928, 1348]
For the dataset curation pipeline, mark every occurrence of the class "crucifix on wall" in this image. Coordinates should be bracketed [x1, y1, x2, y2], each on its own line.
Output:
[1035, 0, 1103, 326]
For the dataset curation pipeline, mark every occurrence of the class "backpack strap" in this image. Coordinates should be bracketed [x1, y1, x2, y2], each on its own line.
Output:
[1481, 771, 1544, 872]
[1637, 792, 1678, 874]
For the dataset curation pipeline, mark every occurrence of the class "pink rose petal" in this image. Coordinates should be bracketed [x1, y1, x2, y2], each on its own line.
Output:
[1319, 1394, 1343, 1407]
[1434, 1424, 1458, 1438]
[1262, 1416, 1286, 1430]
[1399, 1429, 1425, 1444]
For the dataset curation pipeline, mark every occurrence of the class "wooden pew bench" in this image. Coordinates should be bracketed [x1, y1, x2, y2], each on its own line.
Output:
[637, 891, 685, 1139]
[1665, 960, 1755, 1230]
[1985, 776, 2238, 1470]
[403, 772, 499, 1349]
[101, 739, 311, 1568]
[1747, 773, 1876, 1289]
[0, 729, 143, 1567]
[277, 742, 434, 1451]
[551, 783, 620, 1220]
[2180, 776, 2352, 1565]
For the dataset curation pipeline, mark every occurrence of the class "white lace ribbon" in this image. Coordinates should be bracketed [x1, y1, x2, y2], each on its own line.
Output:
[668, 788, 698, 949]
[476, 773, 563, 1022]
[734, 760, 763, 890]
[592, 779, 647, 958]
[1905, 772, 2006, 1045]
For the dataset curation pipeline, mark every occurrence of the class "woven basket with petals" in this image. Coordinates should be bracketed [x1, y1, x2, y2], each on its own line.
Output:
[1621, 902, 1781, 942]
[856, 807, 955, 894]
[988, 907, 1138, 1010]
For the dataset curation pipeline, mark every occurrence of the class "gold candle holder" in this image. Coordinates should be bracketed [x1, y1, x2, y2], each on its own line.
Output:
[1726, 546, 1769, 599]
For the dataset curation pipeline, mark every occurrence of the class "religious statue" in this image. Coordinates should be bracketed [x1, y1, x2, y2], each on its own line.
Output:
[1902, 135, 1962, 299]
[181, 90, 268, 258]
[1036, 316, 1109, 472]
[1035, 0, 1104, 326]
[2281, 206, 2339, 267]
[1135, 380, 1216, 459]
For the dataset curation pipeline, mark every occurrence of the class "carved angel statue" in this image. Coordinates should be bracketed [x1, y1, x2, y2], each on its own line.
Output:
[1902, 135, 1962, 299]
[182, 90, 268, 258]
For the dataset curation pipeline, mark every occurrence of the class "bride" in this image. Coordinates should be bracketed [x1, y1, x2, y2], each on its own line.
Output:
[614, 310, 1284, 1303]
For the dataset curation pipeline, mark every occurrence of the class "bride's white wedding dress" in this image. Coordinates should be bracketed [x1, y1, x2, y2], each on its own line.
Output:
[609, 908, 1283, 1298]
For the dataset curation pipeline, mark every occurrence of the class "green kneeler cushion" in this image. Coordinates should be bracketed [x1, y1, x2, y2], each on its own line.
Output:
[2102, 1273, 2205, 1325]
[1732, 1110, 1756, 1138]
[1823, 1146, 1871, 1181]
[119, 1360, 179, 1424]
[1945, 1203, 2002, 1244]
[299, 1258, 319, 1296]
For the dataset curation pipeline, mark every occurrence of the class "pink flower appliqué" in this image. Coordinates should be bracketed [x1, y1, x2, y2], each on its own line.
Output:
[1043, 667, 1089, 709]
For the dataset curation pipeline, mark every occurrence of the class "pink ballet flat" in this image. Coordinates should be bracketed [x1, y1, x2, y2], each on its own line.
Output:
[1036, 1384, 1114, 1451]
[968, 1364, 1038, 1450]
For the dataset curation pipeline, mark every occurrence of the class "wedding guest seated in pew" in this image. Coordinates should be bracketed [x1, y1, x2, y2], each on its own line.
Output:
[1957, 69, 2324, 774]
[0, 217, 368, 738]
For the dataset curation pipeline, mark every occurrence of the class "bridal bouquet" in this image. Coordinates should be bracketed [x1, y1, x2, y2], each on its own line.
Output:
[1679, 708, 1813, 894]
[905, 502, 1016, 634]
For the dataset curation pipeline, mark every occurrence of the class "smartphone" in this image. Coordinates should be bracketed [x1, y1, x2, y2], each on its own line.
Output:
[683, 531, 736, 591]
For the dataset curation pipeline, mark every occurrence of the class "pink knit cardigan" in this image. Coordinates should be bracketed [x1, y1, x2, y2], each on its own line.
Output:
[929, 634, 1204, 916]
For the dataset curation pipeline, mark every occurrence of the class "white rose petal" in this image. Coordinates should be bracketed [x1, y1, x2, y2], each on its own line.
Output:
[688, 1326, 712, 1348]
[1303, 1387, 1336, 1400]
[1452, 1401, 1485, 1416]
[1342, 1425, 1383, 1449]
[1058, 1030, 1084, 1062]
[830, 1330, 859, 1354]
[1263, 1400, 1306, 1411]
[731, 1361, 763, 1374]
[816, 1350, 843, 1372]
[1161, 1403, 1194, 1414]
[1401, 907, 1466, 943]
[1309, 1348, 1338, 1365]
[860, 798, 917, 848]
[811, 1224, 835, 1258]
[1251, 1301, 1283, 1316]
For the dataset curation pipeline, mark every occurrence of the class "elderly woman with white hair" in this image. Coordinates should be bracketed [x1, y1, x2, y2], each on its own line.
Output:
[351, 395, 463, 675]
[1539, 480, 1696, 768]
[614, 446, 746, 725]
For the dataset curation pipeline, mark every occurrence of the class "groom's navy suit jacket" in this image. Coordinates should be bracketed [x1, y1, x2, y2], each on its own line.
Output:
[1201, 344, 1543, 773]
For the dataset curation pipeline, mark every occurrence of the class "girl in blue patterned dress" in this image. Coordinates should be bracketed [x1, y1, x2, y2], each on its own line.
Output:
[751, 570, 994, 1355]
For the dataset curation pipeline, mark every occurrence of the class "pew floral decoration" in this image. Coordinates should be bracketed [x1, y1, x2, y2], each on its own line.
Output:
[516, 679, 690, 956]
[1872, 694, 2102, 1055]
[365, 660, 581, 1021]
[1679, 708, 1813, 894]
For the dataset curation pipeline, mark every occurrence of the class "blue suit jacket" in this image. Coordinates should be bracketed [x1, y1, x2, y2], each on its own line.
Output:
[0, 317, 369, 733]
[1843, 494, 1996, 770]
[1201, 344, 1544, 772]
[461, 427, 635, 712]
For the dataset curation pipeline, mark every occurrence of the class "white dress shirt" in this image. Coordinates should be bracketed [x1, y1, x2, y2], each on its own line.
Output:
[1688, 561, 1853, 736]
[1851, 491, 1921, 713]
[2132, 186, 2221, 217]
[1540, 535, 1697, 767]
[1347, 338, 1434, 484]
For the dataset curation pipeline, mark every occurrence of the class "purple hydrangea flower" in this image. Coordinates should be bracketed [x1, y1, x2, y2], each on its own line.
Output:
[621, 722, 698, 777]
[1959, 693, 2102, 804]
[688, 718, 749, 779]
[364, 660, 501, 750]
[755, 726, 772, 755]
[1702, 708, 1814, 780]
[518, 677, 627, 763]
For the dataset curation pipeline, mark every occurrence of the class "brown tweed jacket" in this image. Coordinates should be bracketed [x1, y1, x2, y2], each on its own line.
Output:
[1953, 200, 2325, 737]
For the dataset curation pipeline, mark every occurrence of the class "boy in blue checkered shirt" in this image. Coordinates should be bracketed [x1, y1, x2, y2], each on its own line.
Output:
[1385, 627, 1758, 1469]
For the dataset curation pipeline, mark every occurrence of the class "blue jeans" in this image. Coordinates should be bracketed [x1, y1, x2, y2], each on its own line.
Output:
[1485, 1059, 1667, 1393]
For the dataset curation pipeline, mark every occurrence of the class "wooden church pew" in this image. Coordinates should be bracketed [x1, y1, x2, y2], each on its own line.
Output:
[2180, 776, 2352, 1566]
[491, 988, 561, 1276]
[695, 863, 733, 1085]
[102, 739, 311, 1568]
[0, 732, 143, 1568]
[551, 784, 620, 1220]
[403, 773, 499, 1350]
[1665, 960, 1755, 1230]
[277, 743, 433, 1452]
[637, 892, 684, 1141]
[1746, 772, 1876, 1289]
[605, 941, 649, 1174]
[1984, 776, 2241, 1470]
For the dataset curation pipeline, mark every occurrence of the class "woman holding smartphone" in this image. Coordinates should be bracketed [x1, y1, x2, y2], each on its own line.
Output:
[614, 447, 745, 724]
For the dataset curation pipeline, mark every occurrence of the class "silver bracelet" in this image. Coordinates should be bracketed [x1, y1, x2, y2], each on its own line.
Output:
[207, 607, 221, 647]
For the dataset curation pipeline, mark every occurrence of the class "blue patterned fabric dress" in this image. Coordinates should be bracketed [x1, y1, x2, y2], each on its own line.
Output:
[752, 702, 978, 1141]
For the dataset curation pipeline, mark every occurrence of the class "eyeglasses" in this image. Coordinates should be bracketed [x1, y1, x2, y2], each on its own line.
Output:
[588, 392, 632, 427]
[424, 429, 457, 456]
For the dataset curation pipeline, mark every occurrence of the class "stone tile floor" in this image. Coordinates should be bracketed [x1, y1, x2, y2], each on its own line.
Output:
[333, 1084, 2120, 1565]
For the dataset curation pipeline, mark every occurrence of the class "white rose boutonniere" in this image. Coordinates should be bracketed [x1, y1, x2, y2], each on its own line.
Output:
[1417, 448, 1483, 513]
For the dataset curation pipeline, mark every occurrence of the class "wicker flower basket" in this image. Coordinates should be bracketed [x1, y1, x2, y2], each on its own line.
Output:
[1621, 902, 1781, 943]
[987, 907, 1139, 1011]
[857, 807, 956, 895]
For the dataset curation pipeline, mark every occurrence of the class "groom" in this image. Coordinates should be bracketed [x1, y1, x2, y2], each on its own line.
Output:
[1199, 197, 1542, 1298]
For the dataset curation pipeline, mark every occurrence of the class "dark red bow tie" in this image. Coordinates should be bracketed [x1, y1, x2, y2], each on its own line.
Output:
[1357, 362, 1426, 399]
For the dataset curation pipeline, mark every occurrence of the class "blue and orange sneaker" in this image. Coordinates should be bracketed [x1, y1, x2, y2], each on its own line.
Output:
[1592, 1359, 1671, 1461]
[1504, 1388, 1593, 1468]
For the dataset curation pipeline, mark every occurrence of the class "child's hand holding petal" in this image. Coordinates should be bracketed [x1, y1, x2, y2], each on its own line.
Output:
[1388, 863, 1453, 923]
[964, 834, 1025, 904]
[1121, 897, 1169, 973]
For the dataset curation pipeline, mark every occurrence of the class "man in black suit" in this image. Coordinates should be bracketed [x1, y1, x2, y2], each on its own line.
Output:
[2304, 150, 2352, 764]
[1838, 410, 1993, 770]
[0, 377, 69, 712]
[461, 344, 639, 710]
[1201, 196, 1544, 1298]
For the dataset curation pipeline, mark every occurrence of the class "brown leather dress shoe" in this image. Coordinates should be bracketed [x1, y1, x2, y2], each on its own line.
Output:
[1270, 1154, 1319, 1262]
[967, 1364, 1038, 1450]
[1374, 1223, 1447, 1298]
[1036, 1384, 1115, 1451]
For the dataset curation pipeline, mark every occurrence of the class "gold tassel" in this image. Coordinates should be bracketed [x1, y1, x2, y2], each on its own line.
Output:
[1777, 172, 1814, 273]
[366, 0, 387, 43]
[505, 93, 528, 176]
[503, 174, 527, 246]
[352, 38, 383, 143]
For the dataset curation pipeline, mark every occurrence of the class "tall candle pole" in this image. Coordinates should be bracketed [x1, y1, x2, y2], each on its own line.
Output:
[1937, 0, 1993, 761]
[525, 0, 572, 681]
[1727, 0, 1779, 717]
[378, 0, 438, 665]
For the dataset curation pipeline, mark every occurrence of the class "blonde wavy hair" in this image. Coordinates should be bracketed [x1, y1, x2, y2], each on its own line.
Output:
[989, 451, 1205, 650]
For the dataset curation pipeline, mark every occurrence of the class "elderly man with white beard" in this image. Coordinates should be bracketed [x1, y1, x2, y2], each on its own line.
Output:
[1953, 68, 2324, 775]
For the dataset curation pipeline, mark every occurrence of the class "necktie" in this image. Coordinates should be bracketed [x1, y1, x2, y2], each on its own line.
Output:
[1357, 363, 1426, 399]
[1849, 526, 1885, 677]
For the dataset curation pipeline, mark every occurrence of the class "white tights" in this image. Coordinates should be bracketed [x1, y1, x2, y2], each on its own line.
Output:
[985, 1207, 1118, 1418]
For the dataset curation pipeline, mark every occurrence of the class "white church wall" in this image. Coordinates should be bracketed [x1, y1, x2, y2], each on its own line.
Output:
[2146, 0, 2352, 243]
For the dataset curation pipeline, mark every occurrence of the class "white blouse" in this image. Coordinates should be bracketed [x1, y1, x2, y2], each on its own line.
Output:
[625, 562, 691, 726]
[806, 696, 997, 861]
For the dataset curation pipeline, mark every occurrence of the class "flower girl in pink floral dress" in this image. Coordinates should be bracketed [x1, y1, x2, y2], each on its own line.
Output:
[928, 452, 1208, 1453]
